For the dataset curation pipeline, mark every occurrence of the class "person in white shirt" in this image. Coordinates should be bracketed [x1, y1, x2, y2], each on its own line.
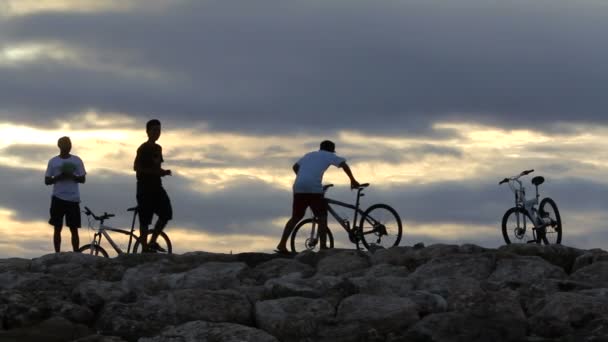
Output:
[44, 137, 86, 252]
[276, 140, 360, 254]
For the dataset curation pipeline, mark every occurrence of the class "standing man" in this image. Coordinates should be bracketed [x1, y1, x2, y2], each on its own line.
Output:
[45, 136, 86, 253]
[134, 119, 173, 252]
[276, 140, 360, 254]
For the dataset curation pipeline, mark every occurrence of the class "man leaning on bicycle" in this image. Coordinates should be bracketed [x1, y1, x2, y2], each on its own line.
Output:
[275, 140, 360, 254]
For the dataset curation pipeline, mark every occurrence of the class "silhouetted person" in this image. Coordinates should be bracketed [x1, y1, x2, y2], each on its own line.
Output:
[45, 136, 86, 252]
[134, 119, 172, 252]
[276, 140, 359, 253]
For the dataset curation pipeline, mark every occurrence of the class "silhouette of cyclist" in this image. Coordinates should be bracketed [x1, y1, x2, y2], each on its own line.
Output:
[276, 140, 359, 253]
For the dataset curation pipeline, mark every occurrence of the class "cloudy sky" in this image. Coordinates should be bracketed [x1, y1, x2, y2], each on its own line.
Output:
[1, 0, 608, 258]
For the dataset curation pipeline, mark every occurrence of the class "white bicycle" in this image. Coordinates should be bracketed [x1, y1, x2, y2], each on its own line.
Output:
[499, 169, 562, 245]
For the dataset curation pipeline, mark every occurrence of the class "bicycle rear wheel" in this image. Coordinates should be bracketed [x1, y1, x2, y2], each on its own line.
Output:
[133, 231, 172, 254]
[78, 244, 109, 258]
[502, 207, 537, 244]
[290, 218, 334, 253]
[539, 197, 562, 244]
[359, 204, 402, 250]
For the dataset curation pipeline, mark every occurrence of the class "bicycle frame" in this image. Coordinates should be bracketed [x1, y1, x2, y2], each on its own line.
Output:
[305, 185, 369, 247]
[85, 207, 139, 255]
[505, 174, 542, 225]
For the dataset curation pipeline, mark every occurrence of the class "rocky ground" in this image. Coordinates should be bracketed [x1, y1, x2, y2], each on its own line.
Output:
[1, 243, 608, 342]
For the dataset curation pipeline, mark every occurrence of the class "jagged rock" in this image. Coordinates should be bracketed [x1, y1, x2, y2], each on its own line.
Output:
[362, 263, 411, 277]
[571, 249, 608, 272]
[0, 258, 31, 273]
[528, 291, 608, 338]
[166, 262, 248, 290]
[242, 258, 315, 285]
[255, 297, 336, 341]
[72, 280, 131, 311]
[74, 336, 128, 342]
[330, 294, 419, 338]
[397, 289, 526, 342]
[264, 273, 357, 305]
[2, 244, 608, 341]
[138, 320, 279, 342]
[0, 316, 91, 342]
[415, 276, 485, 311]
[96, 289, 252, 339]
[409, 254, 495, 280]
[488, 255, 568, 286]
[569, 261, 608, 288]
[499, 244, 585, 273]
[316, 249, 371, 276]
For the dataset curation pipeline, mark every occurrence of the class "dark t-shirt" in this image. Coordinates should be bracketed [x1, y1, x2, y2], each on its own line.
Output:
[134, 141, 163, 190]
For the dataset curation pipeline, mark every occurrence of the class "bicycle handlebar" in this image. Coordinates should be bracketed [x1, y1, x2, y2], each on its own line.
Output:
[84, 206, 115, 221]
[499, 169, 535, 185]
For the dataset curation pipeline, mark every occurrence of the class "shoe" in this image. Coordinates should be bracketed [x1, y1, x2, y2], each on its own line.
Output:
[149, 242, 166, 253]
[273, 248, 294, 255]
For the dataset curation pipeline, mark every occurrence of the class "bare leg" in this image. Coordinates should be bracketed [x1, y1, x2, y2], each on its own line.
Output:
[277, 215, 303, 251]
[317, 215, 329, 249]
[69, 227, 80, 252]
[139, 224, 149, 252]
[53, 225, 62, 253]
[149, 219, 168, 244]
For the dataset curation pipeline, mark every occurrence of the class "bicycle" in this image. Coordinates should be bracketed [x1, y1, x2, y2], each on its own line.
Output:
[78, 206, 172, 257]
[499, 169, 562, 245]
[290, 183, 403, 252]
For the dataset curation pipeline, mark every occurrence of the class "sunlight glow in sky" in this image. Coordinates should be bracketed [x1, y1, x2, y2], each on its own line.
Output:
[2, 0, 607, 257]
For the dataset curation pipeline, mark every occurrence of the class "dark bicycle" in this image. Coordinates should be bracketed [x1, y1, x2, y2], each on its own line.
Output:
[79, 206, 172, 257]
[290, 183, 402, 252]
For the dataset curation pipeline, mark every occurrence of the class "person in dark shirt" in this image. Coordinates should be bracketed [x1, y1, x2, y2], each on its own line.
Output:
[133, 119, 173, 252]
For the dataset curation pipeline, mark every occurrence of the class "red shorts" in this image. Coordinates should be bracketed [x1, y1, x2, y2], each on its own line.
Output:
[292, 193, 327, 218]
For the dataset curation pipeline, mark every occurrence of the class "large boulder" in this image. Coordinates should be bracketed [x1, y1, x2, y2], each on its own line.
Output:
[569, 261, 608, 288]
[255, 297, 336, 341]
[316, 250, 371, 276]
[139, 320, 279, 342]
[528, 291, 608, 338]
[328, 294, 420, 339]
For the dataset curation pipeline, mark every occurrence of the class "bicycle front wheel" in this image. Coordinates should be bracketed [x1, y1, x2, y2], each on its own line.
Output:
[359, 204, 402, 250]
[290, 218, 334, 253]
[132, 231, 173, 254]
[539, 197, 562, 244]
[502, 207, 536, 244]
[78, 244, 109, 258]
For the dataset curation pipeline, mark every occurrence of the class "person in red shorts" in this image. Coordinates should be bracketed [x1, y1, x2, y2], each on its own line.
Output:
[275, 140, 360, 254]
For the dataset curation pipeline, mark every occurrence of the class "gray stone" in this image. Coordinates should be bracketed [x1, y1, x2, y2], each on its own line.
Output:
[529, 292, 608, 338]
[316, 249, 371, 276]
[242, 258, 315, 285]
[488, 255, 568, 287]
[570, 261, 608, 288]
[255, 297, 335, 341]
[138, 320, 279, 342]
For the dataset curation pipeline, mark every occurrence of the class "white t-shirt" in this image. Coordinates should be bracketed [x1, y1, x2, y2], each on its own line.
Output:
[293, 150, 346, 193]
[45, 155, 86, 202]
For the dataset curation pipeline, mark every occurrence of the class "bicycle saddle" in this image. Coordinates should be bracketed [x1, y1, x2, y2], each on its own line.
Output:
[531, 176, 545, 186]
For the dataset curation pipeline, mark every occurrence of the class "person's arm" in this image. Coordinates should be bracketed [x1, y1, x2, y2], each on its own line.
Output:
[292, 163, 300, 175]
[339, 161, 360, 189]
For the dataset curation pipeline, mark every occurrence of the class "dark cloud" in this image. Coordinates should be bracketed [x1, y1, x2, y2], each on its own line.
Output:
[1, 0, 607, 134]
[1, 144, 57, 162]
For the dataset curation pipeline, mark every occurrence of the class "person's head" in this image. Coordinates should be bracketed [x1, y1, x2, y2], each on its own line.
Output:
[146, 119, 161, 141]
[319, 140, 335, 153]
[57, 136, 72, 154]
